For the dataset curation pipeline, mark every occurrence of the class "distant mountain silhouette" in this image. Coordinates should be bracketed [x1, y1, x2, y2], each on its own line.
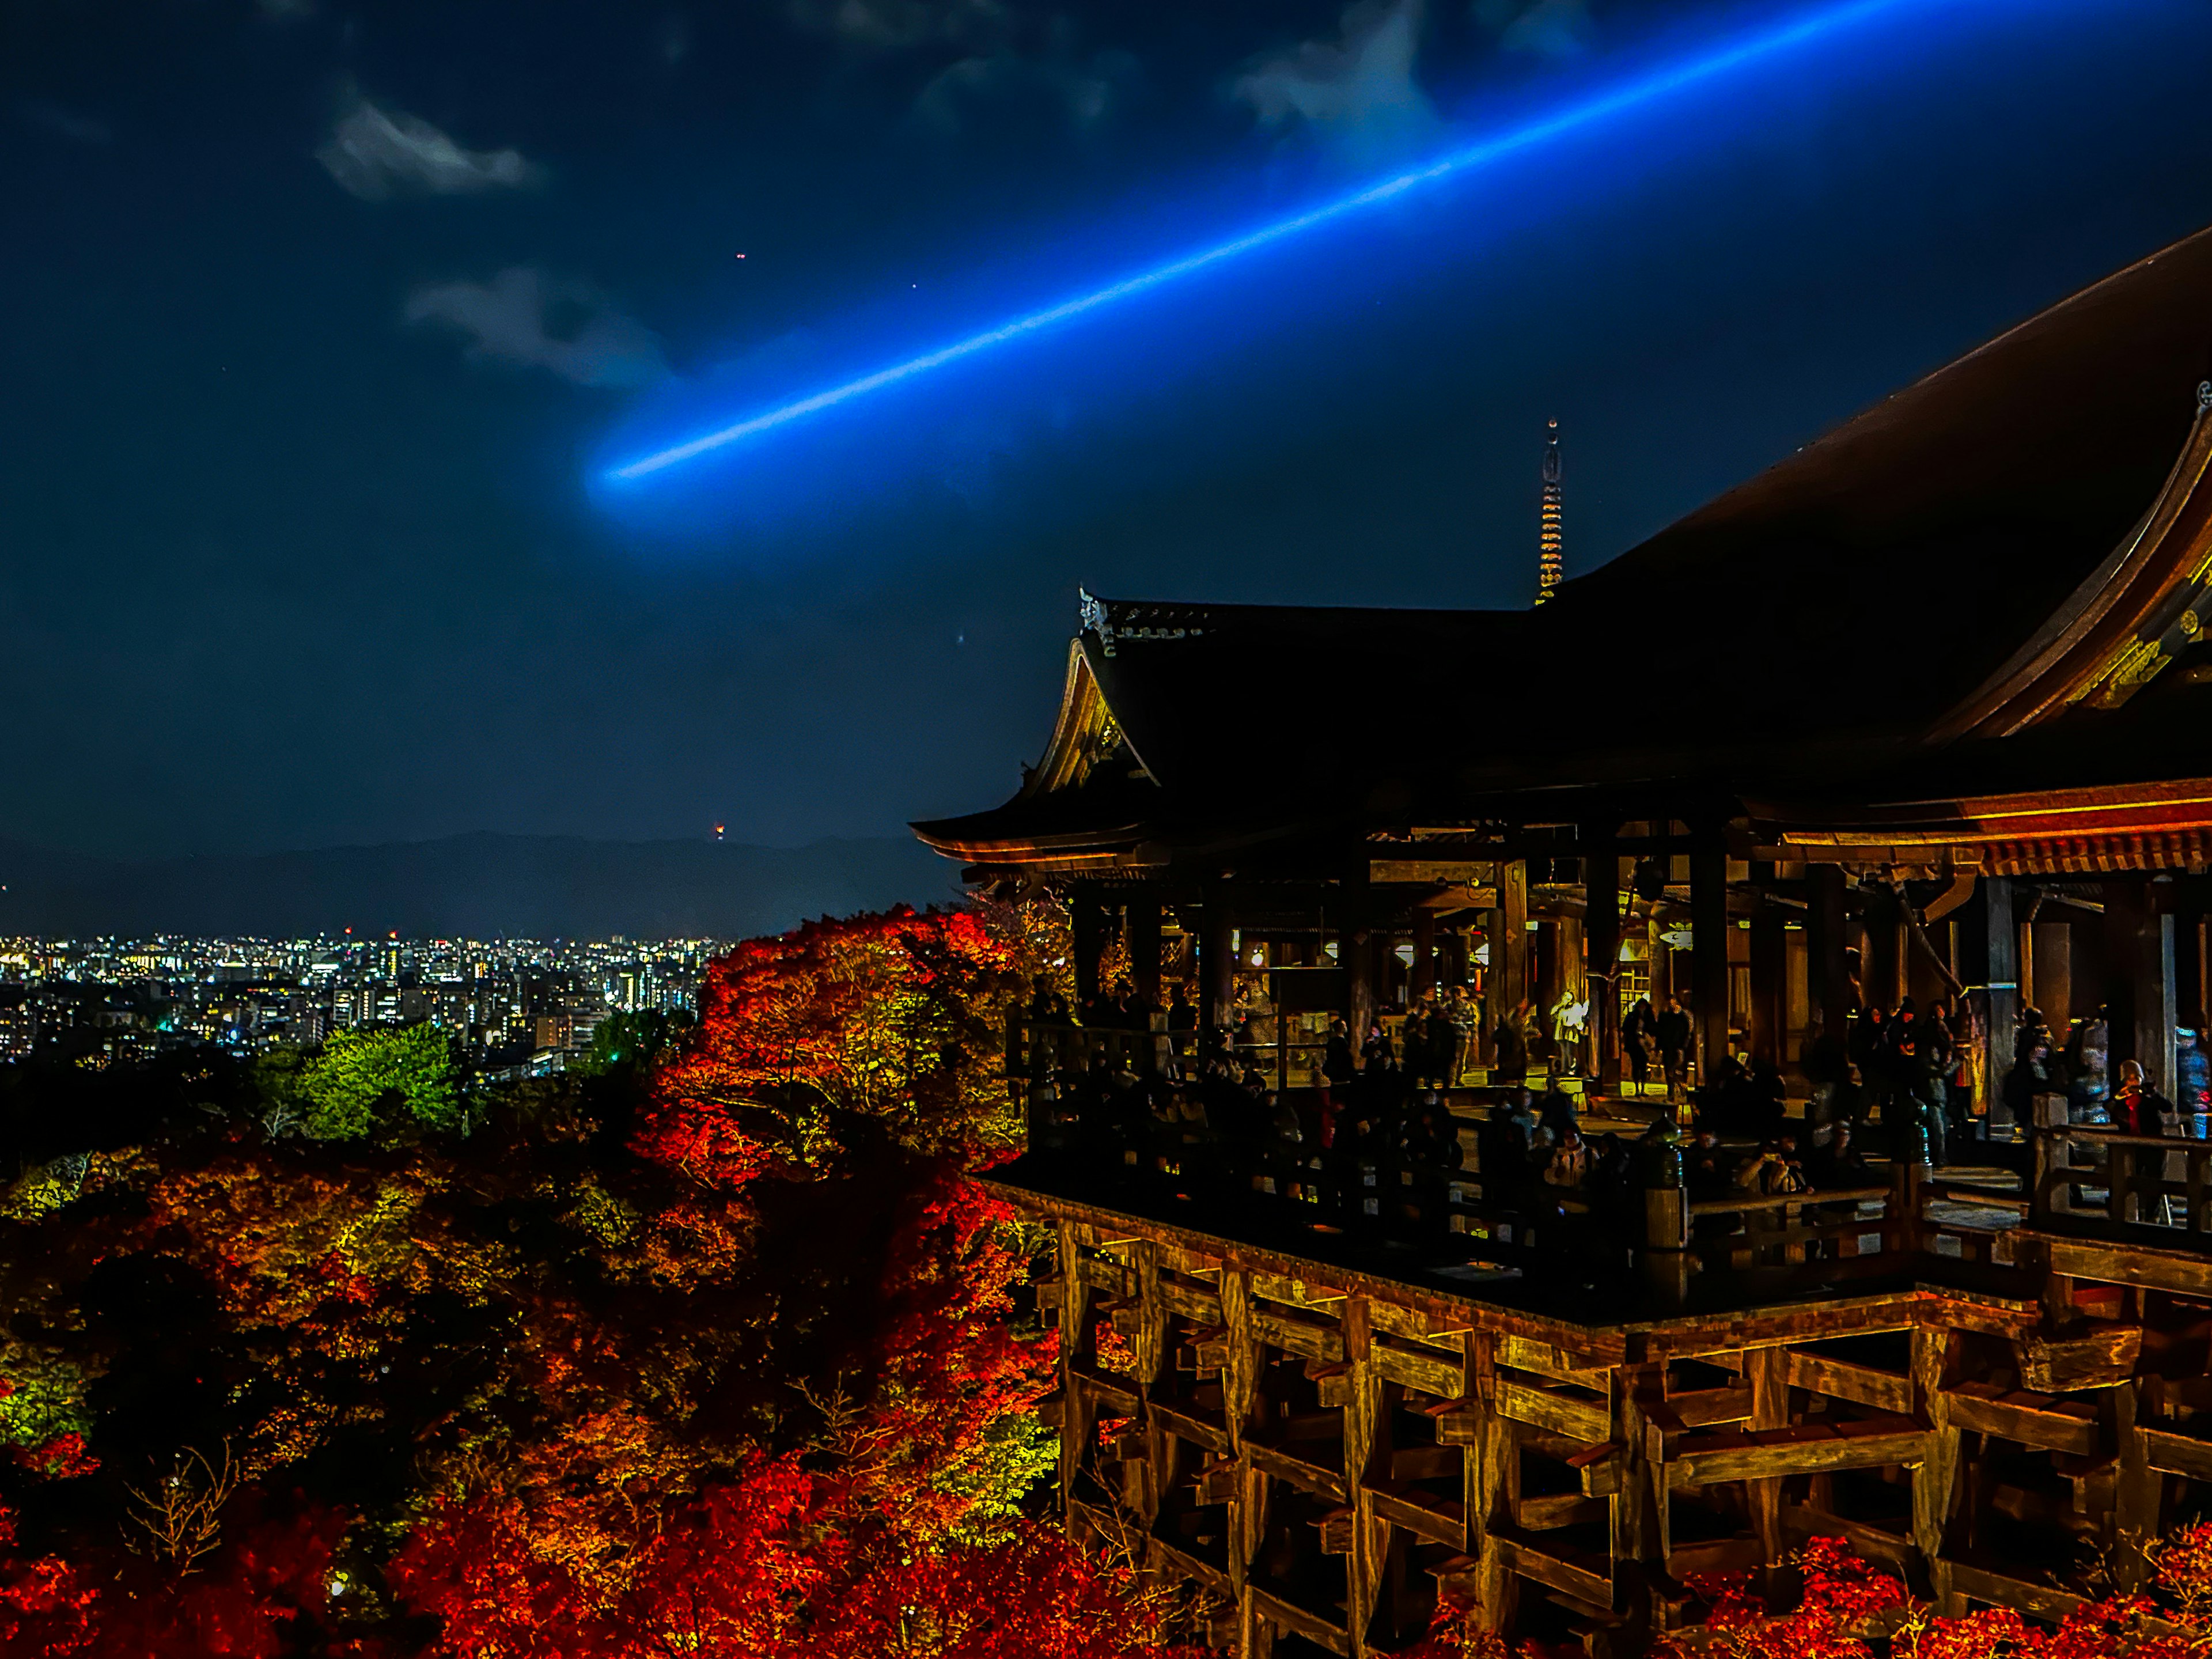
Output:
[0, 834, 963, 941]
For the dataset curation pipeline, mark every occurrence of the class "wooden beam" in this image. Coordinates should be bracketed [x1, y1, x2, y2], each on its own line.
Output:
[1940, 1385, 2099, 1457]
[2041, 1234, 2212, 1299]
[1252, 1309, 1347, 1365]
[1492, 1529, 1614, 1609]
[2145, 1425, 2212, 1479]
[1495, 1378, 1612, 1444]
[1247, 1585, 1351, 1656]
[1782, 1504, 1912, 1568]
[1942, 1558, 2088, 1625]
[2014, 1323, 2141, 1392]
[1376, 1340, 1465, 1399]
[1371, 1483, 1467, 1548]
[1247, 1440, 1346, 1503]
[1666, 1428, 1930, 1488]
[1785, 1351, 1913, 1414]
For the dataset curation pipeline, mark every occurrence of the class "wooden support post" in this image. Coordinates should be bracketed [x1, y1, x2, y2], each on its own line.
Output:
[1866, 884, 1904, 1016]
[1745, 1347, 1789, 1570]
[1957, 876, 2018, 1125]
[1500, 858, 1531, 1018]
[1073, 888, 1107, 1007]
[1613, 1363, 1671, 1648]
[1465, 1331, 1518, 1638]
[2177, 885, 2206, 1031]
[2106, 877, 2177, 1099]
[1911, 1324, 1960, 1612]
[1412, 911, 1437, 1005]
[1128, 891, 1163, 1017]
[1058, 1221, 1094, 1535]
[1203, 884, 1236, 1037]
[1342, 1299, 1388, 1658]
[2113, 1377, 2161, 1592]
[1808, 863, 1851, 1053]
[1586, 831, 1623, 1091]
[1130, 1241, 1166, 1525]
[1748, 907, 1787, 1073]
[1219, 1266, 1270, 1658]
[1691, 840, 1732, 1082]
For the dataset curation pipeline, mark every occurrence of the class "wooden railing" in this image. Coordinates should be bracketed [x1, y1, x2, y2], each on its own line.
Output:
[1008, 1012, 1174, 1081]
[2032, 1124, 2212, 1237]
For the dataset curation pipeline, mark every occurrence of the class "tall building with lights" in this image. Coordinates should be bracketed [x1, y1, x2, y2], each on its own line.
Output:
[1535, 417, 1563, 604]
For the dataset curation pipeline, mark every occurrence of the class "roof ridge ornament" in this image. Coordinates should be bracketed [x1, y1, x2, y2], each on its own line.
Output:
[1077, 587, 1116, 657]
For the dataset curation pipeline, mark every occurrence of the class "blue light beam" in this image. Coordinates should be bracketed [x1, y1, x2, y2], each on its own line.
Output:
[605, 0, 1937, 486]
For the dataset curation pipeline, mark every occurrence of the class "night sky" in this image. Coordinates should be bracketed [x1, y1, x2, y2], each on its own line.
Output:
[8, 0, 2212, 861]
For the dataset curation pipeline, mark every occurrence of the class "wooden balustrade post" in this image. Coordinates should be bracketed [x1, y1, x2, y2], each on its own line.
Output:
[1892, 1161, 1928, 1257]
[1643, 1162, 1691, 1306]
[1585, 828, 1623, 1093]
[1612, 1363, 1671, 1650]
[1464, 1330, 1518, 1638]
[1911, 1323, 1960, 1612]
[2113, 1377, 2161, 1593]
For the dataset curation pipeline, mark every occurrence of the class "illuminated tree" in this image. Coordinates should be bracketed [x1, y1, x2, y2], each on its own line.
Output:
[300, 1025, 465, 1139]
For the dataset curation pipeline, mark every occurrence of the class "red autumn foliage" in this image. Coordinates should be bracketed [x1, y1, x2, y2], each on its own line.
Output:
[1662, 1528, 2212, 1659]
[0, 901, 1210, 1657]
[0, 1501, 96, 1659]
[633, 904, 1039, 1190]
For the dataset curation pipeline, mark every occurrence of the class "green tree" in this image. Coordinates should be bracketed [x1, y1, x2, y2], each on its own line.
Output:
[301, 1024, 465, 1139]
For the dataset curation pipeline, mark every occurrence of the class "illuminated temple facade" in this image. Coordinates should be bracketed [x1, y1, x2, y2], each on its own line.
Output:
[913, 226, 2212, 1655]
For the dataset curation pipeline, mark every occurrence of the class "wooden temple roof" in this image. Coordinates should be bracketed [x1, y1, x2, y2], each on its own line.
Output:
[915, 224, 2212, 872]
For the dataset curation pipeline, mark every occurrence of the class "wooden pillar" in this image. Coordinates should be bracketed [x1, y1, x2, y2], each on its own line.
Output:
[1056, 1220, 1094, 1533]
[1342, 1299, 1387, 1657]
[1958, 876, 2018, 1121]
[1073, 887, 1107, 1006]
[1807, 864, 1850, 1052]
[1748, 907, 1787, 1071]
[2113, 1377, 2162, 1593]
[2176, 889, 2206, 1031]
[1691, 841, 1732, 1081]
[1865, 884, 1905, 1014]
[1464, 1331, 1518, 1637]
[1219, 1267, 1271, 1659]
[1411, 910, 1437, 1004]
[1348, 927, 1374, 1047]
[1745, 1347, 1789, 1570]
[1499, 858, 1530, 1016]
[1201, 885, 1237, 1036]
[1911, 1323, 1960, 1612]
[1128, 1241, 1166, 1526]
[2107, 878, 2177, 1098]
[1611, 1363, 1670, 1648]
[1586, 835, 1623, 1090]
[1128, 890, 1162, 1014]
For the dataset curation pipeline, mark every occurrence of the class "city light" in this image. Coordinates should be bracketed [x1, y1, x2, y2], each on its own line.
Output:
[603, 0, 1945, 487]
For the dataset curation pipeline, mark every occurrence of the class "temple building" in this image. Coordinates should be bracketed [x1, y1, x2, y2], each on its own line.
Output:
[913, 226, 2212, 1656]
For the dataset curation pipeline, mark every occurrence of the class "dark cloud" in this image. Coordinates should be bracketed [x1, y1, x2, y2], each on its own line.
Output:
[405, 268, 671, 390]
[1475, 0, 1594, 59]
[914, 35, 1139, 133]
[317, 96, 543, 201]
[1231, 0, 1436, 158]
[785, 0, 1010, 52]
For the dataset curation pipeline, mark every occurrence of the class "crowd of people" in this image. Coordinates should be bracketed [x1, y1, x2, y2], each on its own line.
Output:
[1024, 970, 2212, 1258]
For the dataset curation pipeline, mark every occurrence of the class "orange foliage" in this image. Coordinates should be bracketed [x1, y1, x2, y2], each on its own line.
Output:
[633, 903, 1049, 1190]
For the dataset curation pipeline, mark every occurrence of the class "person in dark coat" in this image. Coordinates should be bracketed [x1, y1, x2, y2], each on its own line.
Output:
[1656, 997, 1692, 1101]
[1622, 997, 1659, 1093]
[1323, 1016, 1357, 1086]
